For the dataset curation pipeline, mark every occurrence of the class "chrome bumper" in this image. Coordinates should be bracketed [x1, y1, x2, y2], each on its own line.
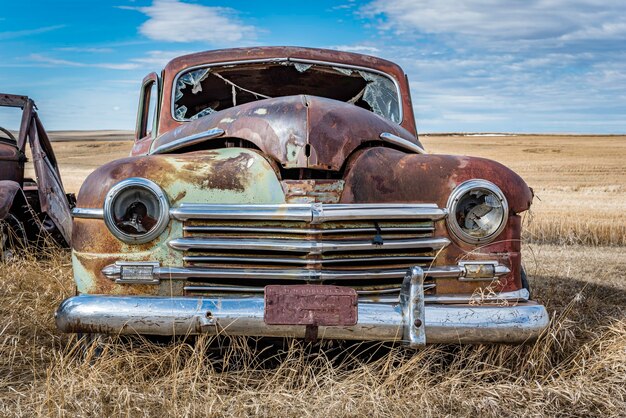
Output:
[56, 267, 549, 345]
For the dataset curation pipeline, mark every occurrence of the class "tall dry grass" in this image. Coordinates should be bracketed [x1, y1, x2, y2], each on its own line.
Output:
[1, 244, 625, 417]
[2, 134, 623, 416]
[423, 135, 626, 247]
[524, 212, 626, 246]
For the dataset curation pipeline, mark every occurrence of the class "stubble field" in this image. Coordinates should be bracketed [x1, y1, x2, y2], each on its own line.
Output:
[2, 134, 625, 417]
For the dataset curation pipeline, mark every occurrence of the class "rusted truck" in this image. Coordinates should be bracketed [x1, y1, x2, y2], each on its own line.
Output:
[56, 47, 549, 345]
[0, 94, 72, 259]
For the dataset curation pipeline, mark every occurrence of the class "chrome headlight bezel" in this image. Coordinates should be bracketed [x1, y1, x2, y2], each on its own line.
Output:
[446, 179, 509, 244]
[103, 177, 170, 244]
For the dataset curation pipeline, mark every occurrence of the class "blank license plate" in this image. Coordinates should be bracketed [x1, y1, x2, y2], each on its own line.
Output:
[264, 285, 358, 326]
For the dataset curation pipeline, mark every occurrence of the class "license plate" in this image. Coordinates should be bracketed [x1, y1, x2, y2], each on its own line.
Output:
[264, 285, 358, 326]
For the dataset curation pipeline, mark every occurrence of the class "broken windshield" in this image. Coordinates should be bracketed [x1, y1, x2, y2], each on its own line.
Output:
[173, 61, 401, 123]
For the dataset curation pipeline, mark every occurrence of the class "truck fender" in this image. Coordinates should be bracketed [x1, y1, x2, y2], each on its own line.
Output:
[0, 180, 24, 220]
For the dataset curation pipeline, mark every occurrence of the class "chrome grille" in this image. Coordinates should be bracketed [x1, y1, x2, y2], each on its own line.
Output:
[167, 203, 449, 295]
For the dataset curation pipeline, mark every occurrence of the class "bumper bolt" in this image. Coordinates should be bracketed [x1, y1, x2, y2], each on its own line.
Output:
[414, 319, 422, 328]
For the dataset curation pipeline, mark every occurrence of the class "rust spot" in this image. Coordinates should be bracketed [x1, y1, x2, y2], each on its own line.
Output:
[264, 285, 358, 326]
[281, 179, 344, 203]
[342, 147, 533, 213]
[200, 153, 251, 191]
[77, 155, 180, 208]
[171, 190, 187, 204]
[148, 93, 419, 173]
[74, 252, 160, 296]
[72, 218, 157, 254]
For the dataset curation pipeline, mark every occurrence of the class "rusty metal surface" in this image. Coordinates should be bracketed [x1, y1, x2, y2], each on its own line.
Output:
[132, 72, 160, 155]
[0, 93, 71, 248]
[74, 146, 528, 296]
[0, 181, 22, 220]
[16, 97, 34, 152]
[0, 93, 29, 108]
[157, 46, 418, 136]
[72, 148, 286, 295]
[341, 147, 532, 293]
[0, 142, 24, 184]
[149, 95, 418, 171]
[75, 148, 283, 209]
[29, 114, 72, 243]
[342, 147, 533, 213]
[281, 179, 344, 203]
[0, 143, 19, 160]
[264, 284, 358, 326]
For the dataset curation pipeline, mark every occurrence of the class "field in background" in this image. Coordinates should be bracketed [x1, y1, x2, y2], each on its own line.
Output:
[5, 133, 625, 416]
[44, 133, 626, 246]
[423, 135, 626, 246]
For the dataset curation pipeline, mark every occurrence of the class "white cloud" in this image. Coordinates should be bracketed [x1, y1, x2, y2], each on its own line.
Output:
[125, 0, 257, 44]
[0, 25, 65, 40]
[561, 21, 626, 41]
[99, 62, 143, 70]
[28, 49, 197, 71]
[130, 50, 194, 67]
[56, 47, 115, 53]
[364, 0, 626, 43]
[29, 54, 141, 70]
[330, 45, 381, 54]
[29, 54, 84, 67]
[358, 2, 626, 133]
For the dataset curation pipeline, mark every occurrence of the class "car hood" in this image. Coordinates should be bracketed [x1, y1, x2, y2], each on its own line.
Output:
[150, 95, 421, 171]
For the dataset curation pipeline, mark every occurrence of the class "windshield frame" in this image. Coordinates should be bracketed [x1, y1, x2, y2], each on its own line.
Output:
[170, 57, 403, 125]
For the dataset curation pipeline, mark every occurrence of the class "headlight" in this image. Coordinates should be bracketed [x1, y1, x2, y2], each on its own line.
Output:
[103, 178, 169, 244]
[446, 179, 508, 244]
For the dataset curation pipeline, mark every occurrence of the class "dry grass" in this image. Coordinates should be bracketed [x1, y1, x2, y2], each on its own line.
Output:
[0, 245, 625, 417]
[423, 135, 626, 246]
[2, 133, 623, 416]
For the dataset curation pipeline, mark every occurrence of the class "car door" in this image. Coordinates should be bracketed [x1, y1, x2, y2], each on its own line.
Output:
[27, 103, 73, 244]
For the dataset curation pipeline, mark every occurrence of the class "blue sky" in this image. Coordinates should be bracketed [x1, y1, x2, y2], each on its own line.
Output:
[1, 0, 625, 133]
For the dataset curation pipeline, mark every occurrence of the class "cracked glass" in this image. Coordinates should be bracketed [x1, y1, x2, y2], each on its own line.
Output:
[173, 61, 400, 123]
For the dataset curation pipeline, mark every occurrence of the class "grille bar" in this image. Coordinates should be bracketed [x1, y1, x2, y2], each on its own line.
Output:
[183, 283, 438, 294]
[155, 266, 463, 281]
[171, 203, 448, 223]
[169, 203, 450, 295]
[183, 225, 435, 235]
[169, 237, 450, 253]
[183, 255, 436, 266]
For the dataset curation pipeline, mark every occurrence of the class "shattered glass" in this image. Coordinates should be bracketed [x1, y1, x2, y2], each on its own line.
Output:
[332, 66, 354, 76]
[358, 71, 400, 123]
[174, 68, 210, 117]
[174, 61, 401, 123]
[175, 105, 188, 120]
[189, 107, 216, 120]
[293, 63, 313, 73]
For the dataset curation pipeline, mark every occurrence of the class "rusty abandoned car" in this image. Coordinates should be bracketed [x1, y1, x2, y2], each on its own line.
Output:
[0, 94, 72, 260]
[55, 47, 549, 345]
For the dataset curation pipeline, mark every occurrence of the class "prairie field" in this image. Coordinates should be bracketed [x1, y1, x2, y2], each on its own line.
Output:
[424, 134, 626, 247]
[3, 133, 625, 417]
